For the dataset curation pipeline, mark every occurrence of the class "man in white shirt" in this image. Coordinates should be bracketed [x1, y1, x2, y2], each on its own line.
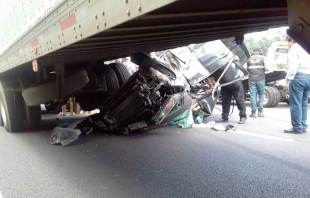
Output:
[284, 36, 310, 134]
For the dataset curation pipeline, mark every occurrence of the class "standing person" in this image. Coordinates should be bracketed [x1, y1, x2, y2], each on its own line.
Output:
[213, 64, 247, 124]
[284, 36, 310, 134]
[246, 47, 269, 118]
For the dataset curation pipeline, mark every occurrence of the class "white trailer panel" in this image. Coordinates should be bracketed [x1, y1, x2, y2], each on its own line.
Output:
[0, 0, 65, 55]
[0, 0, 177, 73]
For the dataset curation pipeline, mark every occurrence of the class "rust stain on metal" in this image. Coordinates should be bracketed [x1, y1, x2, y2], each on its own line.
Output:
[32, 46, 38, 54]
[60, 14, 77, 31]
[31, 39, 39, 47]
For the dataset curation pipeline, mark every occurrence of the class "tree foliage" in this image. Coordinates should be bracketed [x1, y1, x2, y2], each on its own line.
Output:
[274, 64, 287, 69]
[244, 30, 287, 56]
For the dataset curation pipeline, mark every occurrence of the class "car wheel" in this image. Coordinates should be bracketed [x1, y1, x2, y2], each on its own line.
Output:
[110, 63, 131, 87]
[75, 64, 121, 110]
[99, 64, 120, 94]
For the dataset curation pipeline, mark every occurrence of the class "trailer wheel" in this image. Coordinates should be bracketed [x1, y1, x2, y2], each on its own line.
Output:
[19, 79, 42, 129]
[109, 63, 130, 87]
[269, 86, 281, 107]
[263, 86, 275, 108]
[0, 80, 25, 132]
[22, 69, 89, 106]
[22, 104, 41, 129]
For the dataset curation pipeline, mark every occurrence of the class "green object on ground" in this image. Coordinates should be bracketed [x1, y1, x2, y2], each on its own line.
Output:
[192, 108, 205, 124]
[170, 110, 190, 125]
[170, 99, 193, 129]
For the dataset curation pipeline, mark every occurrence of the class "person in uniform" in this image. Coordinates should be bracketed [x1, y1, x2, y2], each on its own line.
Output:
[246, 48, 269, 118]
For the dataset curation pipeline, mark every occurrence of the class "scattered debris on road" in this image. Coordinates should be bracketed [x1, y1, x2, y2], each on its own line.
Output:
[50, 121, 82, 146]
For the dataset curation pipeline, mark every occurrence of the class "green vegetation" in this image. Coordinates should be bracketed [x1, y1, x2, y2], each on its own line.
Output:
[273, 64, 287, 69]
[244, 30, 287, 56]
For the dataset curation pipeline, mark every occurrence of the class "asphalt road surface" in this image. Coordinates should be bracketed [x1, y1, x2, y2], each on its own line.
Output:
[1, 102, 310, 198]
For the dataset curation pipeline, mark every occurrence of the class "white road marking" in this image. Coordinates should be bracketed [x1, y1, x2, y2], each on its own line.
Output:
[0, 190, 2, 198]
[193, 124, 295, 142]
[232, 130, 295, 142]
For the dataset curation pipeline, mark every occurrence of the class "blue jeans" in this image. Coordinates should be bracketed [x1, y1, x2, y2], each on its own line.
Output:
[289, 75, 310, 132]
[249, 80, 265, 111]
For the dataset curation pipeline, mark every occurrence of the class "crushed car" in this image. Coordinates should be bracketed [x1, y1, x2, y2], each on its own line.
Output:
[75, 37, 250, 134]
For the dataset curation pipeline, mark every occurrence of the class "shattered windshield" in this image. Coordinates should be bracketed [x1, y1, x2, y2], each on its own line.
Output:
[158, 37, 250, 84]
[166, 40, 234, 84]
[221, 38, 250, 65]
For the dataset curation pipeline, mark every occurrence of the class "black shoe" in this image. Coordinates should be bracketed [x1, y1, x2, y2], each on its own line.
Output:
[284, 128, 303, 134]
[303, 130, 307, 133]
[215, 118, 228, 123]
[238, 117, 246, 124]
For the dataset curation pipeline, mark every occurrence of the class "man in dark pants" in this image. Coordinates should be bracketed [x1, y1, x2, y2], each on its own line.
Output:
[213, 64, 247, 124]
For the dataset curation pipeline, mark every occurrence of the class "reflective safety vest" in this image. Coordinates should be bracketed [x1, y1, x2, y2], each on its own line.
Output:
[246, 53, 266, 81]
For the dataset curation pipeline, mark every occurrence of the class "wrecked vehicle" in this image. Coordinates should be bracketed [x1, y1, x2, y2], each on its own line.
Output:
[163, 38, 249, 121]
[76, 37, 250, 133]
[76, 53, 192, 133]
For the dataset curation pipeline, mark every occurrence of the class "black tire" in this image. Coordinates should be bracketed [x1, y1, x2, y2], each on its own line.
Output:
[75, 64, 120, 110]
[22, 69, 89, 106]
[19, 78, 41, 129]
[263, 86, 275, 108]
[269, 86, 281, 107]
[109, 63, 131, 87]
[0, 80, 25, 132]
[266, 86, 277, 107]
[100, 65, 120, 94]
[24, 105, 41, 129]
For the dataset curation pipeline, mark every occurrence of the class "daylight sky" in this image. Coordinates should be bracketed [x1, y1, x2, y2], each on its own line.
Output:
[245, 26, 288, 41]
